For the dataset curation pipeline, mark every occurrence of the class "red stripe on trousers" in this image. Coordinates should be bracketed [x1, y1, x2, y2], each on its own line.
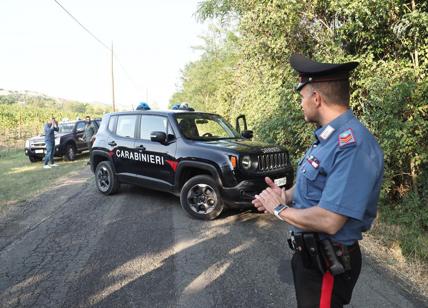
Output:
[320, 271, 334, 308]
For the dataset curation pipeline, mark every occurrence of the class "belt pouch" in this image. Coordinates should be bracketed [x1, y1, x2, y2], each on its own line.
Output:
[303, 233, 325, 273]
[294, 234, 312, 268]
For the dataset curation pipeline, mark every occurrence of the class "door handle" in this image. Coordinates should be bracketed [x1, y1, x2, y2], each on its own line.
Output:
[137, 144, 146, 150]
[108, 141, 117, 147]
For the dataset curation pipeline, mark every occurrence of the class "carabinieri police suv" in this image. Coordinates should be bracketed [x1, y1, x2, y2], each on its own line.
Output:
[90, 108, 294, 220]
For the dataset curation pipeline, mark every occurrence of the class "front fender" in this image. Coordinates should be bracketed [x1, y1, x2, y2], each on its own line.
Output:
[175, 160, 224, 189]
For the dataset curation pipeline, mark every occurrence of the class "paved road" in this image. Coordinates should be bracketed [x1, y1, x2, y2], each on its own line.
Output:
[0, 167, 426, 308]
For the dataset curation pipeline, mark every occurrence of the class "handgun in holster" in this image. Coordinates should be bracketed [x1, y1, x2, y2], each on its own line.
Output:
[320, 239, 345, 275]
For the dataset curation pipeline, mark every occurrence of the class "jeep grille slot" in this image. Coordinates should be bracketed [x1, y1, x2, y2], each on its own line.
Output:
[257, 152, 287, 171]
[32, 142, 46, 148]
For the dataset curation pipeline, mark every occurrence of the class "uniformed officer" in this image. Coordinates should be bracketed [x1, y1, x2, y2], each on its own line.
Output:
[252, 54, 384, 308]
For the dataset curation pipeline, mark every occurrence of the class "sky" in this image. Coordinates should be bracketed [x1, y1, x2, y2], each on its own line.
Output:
[0, 0, 209, 110]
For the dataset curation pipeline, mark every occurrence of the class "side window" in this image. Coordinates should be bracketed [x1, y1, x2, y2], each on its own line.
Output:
[116, 115, 137, 138]
[75, 122, 85, 132]
[108, 116, 117, 132]
[140, 115, 168, 140]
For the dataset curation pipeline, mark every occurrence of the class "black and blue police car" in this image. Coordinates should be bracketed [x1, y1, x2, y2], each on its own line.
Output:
[90, 108, 293, 220]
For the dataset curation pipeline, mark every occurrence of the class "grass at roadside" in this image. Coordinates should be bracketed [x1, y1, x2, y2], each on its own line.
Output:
[360, 194, 428, 298]
[0, 149, 87, 209]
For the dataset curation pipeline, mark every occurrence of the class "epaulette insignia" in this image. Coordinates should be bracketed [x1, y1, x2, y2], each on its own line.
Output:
[338, 129, 356, 147]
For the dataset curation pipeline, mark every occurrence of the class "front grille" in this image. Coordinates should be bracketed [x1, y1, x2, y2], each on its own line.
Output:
[32, 142, 46, 148]
[257, 152, 288, 171]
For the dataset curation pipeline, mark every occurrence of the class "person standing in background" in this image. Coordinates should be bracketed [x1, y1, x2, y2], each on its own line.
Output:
[82, 115, 98, 165]
[43, 117, 59, 169]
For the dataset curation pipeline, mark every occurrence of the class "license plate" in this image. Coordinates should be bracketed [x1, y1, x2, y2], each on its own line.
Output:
[274, 177, 287, 187]
[35, 149, 44, 154]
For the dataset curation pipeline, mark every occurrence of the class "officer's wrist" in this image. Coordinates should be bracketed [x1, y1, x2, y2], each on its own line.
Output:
[274, 204, 289, 221]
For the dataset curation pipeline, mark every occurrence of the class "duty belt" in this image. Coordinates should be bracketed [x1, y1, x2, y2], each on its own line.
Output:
[287, 231, 356, 275]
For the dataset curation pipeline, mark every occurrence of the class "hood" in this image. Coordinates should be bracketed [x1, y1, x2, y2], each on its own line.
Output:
[28, 132, 67, 142]
[192, 138, 285, 154]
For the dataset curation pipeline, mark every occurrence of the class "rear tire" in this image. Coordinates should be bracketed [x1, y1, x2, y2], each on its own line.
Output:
[95, 161, 120, 195]
[180, 175, 224, 220]
[64, 143, 76, 161]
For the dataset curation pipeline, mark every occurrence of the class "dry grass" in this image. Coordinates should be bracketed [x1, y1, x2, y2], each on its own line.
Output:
[0, 149, 87, 210]
[361, 220, 428, 299]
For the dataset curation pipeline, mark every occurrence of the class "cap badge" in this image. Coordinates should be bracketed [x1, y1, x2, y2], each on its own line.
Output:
[338, 129, 356, 147]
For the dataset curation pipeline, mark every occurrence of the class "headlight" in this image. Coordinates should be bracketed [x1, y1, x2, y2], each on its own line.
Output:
[25, 140, 30, 148]
[55, 137, 61, 146]
[241, 155, 252, 170]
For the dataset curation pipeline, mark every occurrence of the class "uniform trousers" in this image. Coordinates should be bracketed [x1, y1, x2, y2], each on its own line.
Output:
[291, 242, 362, 308]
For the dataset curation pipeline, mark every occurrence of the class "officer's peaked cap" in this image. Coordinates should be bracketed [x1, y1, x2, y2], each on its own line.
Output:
[290, 54, 359, 91]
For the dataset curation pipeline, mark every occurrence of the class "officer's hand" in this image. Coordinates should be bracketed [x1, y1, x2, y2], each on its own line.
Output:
[254, 188, 286, 214]
[252, 198, 268, 213]
[265, 177, 282, 196]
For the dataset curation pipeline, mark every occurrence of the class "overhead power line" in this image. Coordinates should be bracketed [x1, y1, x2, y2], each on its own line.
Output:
[53, 0, 144, 107]
[53, 0, 110, 50]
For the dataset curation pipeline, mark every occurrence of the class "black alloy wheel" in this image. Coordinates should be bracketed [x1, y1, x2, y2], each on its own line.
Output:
[95, 161, 120, 195]
[180, 175, 224, 220]
[64, 143, 77, 161]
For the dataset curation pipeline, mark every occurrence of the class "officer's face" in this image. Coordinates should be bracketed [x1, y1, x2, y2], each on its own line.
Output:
[299, 85, 318, 123]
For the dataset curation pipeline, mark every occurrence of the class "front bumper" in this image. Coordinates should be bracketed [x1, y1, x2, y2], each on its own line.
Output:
[24, 146, 62, 158]
[221, 170, 294, 208]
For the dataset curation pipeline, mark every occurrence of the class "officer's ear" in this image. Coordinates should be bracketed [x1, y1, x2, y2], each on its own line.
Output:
[312, 90, 323, 107]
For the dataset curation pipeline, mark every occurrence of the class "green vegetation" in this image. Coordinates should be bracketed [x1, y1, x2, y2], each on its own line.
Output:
[171, 0, 428, 261]
[0, 149, 87, 209]
[0, 90, 111, 149]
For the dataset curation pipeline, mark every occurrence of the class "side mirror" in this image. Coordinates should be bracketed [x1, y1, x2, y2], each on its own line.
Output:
[241, 130, 253, 139]
[150, 131, 167, 144]
[236, 115, 248, 134]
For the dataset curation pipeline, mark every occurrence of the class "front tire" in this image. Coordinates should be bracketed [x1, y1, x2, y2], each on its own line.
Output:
[64, 143, 77, 161]
[95, 161, 120, 195]
[180, 175, 224, 220]
[28, 156, 42, 163]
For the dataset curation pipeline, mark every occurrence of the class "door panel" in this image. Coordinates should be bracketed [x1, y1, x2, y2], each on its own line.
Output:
[110, 115, 138, 174]
[133, 115, 177, 184]
[75, 121, 86, 150]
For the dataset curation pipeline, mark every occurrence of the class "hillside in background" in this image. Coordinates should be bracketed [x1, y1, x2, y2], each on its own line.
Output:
[0, 89, 112, 149]
[0, 89, 112, 115]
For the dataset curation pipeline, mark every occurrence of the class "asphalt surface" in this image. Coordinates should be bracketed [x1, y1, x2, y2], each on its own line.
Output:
[0, 167, 426, 308]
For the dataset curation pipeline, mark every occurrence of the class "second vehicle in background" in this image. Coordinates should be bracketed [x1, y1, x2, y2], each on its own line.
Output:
[24, 119, 101, 162]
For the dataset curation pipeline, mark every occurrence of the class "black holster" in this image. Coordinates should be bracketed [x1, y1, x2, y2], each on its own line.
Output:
[288, 232, 352, 276]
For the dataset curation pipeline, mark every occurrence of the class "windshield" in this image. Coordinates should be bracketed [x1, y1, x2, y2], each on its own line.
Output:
[175, 113, 241, 140]
[58, 123, 74, 133]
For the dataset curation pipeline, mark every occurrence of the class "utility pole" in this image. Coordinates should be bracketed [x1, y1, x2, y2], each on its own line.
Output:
[111, 42, 116, 112]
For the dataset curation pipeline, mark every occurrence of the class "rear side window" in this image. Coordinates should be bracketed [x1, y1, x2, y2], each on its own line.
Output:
[108, 116, 117, 132]
[116, 115, 138, 138]
[140, 115, 168, 140]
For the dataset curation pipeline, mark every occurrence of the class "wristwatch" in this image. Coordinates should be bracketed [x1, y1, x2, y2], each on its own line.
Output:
[274, 204, 289, 221]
